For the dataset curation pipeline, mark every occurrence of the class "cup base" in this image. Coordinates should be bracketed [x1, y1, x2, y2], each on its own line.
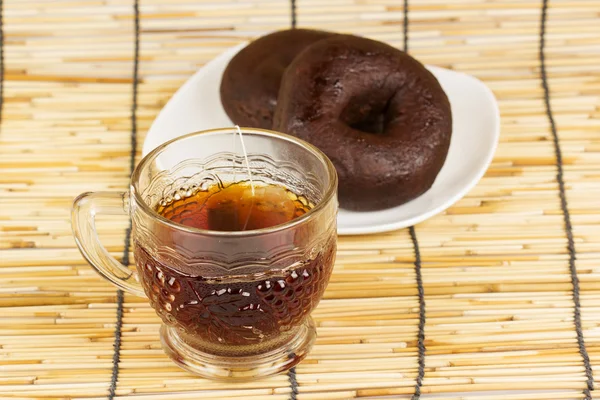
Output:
[160, 318, 316, 380]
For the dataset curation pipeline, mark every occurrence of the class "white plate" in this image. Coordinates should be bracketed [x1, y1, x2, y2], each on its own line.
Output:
[143, 43, 500, 235]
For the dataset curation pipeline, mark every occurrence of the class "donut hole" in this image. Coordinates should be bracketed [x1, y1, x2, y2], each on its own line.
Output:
[339, 92, 394, 135]
[349, 112, 386, 134]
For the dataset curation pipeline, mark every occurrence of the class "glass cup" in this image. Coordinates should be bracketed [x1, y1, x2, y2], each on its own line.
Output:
[71, 128, 338, 380]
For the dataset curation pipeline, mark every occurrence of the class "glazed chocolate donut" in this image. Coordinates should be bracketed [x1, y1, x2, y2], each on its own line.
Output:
[273, 35, 452, 211]
[220, 29, 334, 129]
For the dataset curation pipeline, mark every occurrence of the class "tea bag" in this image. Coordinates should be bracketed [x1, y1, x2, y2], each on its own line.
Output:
[204, 126, 295, 231]
[206, 183, 295, 231]
[237, 184, 295, 230]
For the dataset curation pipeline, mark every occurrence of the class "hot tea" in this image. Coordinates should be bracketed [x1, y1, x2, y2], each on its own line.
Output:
[155, 181, 311, 231]
[134, 181, 336, 348]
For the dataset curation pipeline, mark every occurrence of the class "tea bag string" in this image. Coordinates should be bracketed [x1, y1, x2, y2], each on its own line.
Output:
[234, 125, 255, 196]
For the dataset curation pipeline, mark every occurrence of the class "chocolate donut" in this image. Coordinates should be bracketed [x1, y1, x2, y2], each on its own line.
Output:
[220, 29, 334, 129]
[273, 35, 452, 211]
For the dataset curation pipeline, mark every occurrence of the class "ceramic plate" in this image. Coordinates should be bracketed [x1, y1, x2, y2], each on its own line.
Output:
[143, 43, 500, 235]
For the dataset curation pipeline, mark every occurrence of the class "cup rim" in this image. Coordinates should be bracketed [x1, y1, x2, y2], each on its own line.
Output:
[131, 127, 338, 237]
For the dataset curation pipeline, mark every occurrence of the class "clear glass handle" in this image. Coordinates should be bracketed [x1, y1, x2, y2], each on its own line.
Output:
[71, 191, 145, 297]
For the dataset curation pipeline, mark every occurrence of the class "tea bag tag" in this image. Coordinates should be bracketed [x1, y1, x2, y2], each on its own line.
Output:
[234, 125, 255, 196]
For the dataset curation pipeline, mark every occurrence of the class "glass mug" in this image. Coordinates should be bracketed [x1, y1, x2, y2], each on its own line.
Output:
[72, 128, 338, 380]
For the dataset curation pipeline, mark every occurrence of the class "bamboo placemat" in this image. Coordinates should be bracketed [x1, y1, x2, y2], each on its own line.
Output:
[1, 0, 599, 399]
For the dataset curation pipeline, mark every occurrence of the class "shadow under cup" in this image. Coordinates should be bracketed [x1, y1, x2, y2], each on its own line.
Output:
[73, 128, 338, 380]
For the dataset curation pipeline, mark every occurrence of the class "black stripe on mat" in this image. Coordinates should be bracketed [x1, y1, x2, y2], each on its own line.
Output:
[403, 0, 408, 52]
[288, 353, 300, 400]
[108, 0, 140, 398]
[287, 2, 299, 398]
[404, 2, 426, 398]
[291, 0, 297, 29]
[410, 227, 426, 400]
[539, 1, 594, 399]
[0, 0, 4, 126]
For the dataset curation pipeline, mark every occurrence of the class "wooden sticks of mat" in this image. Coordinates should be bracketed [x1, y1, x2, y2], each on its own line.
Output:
[1, 1, 599, 399]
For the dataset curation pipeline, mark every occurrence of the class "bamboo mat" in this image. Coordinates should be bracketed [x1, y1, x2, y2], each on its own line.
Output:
[1, 0, 599, 399]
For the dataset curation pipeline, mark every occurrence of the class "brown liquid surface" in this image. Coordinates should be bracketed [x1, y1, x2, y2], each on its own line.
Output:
[156, 181, 311, 231]
[135, 182, 335, 347]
